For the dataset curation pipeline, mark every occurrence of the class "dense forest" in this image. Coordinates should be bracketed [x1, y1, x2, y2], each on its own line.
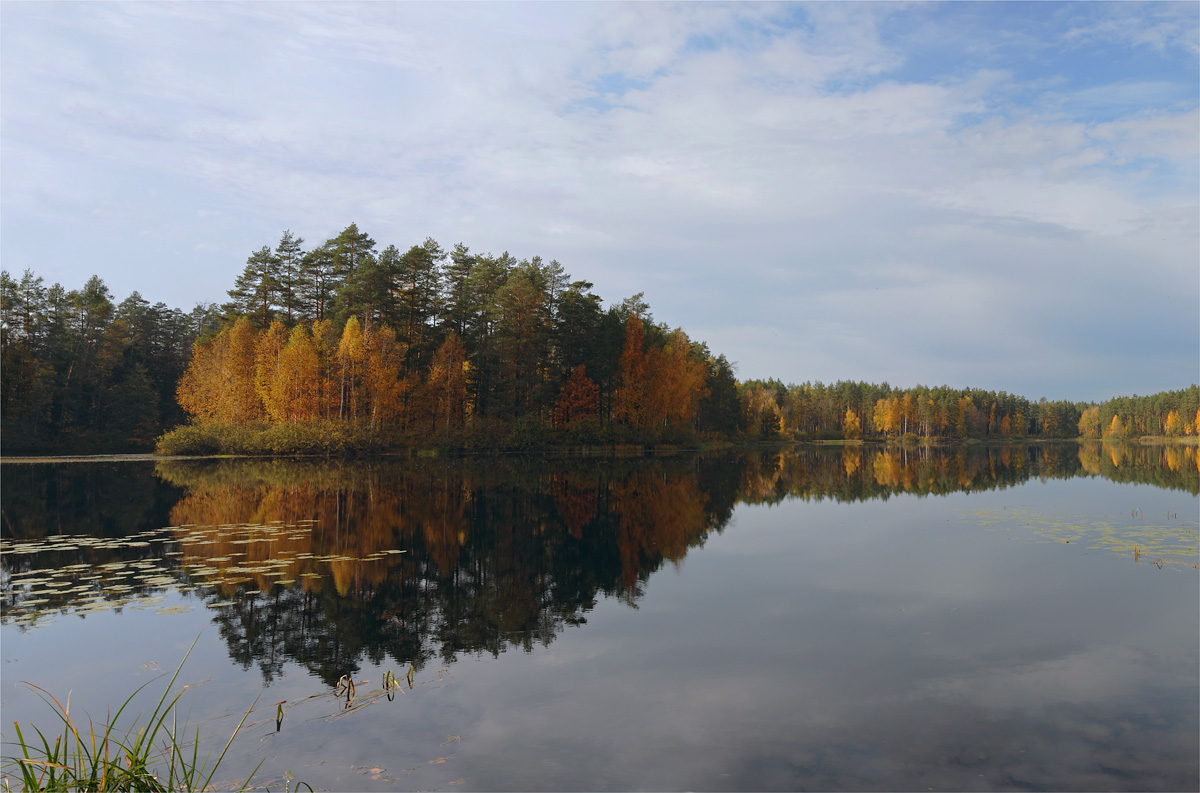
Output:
[738, 380, 1200, 444]
[2, 223, 1197, 454]
[0, 269, 220, 452]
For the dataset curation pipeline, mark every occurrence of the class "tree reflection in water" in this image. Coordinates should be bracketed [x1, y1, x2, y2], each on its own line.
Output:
[153, 443, 1196, 684]
[152, 456, 733, 684]
[2, 443, 1194, 686]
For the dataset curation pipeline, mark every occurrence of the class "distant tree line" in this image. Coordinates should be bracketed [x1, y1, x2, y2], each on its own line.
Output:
[1076, 388, 1200, 441]
[0, 269, 219, 453]
[739, 380, 1199, 442]
[2, 222, 1196, 453]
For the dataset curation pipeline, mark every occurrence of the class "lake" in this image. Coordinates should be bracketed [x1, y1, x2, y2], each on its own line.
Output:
[2, 443, 1197, 791]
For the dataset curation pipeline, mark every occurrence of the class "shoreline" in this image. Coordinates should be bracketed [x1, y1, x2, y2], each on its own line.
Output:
[5, 435, 1196, 464]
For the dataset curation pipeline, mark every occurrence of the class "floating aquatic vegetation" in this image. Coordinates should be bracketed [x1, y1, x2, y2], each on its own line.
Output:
[2, 517, 412, 629]
[962, 506, 1199, 566]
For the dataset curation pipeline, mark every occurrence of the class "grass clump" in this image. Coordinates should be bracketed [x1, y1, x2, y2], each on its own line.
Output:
[156, 420, 390, 457]
[3, 637, 270, 792]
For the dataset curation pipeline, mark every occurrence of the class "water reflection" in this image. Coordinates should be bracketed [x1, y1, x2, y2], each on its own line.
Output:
[2, 443, 1196, 684]
[739, 442, 1197, 505]
[147, 456, 733, 683]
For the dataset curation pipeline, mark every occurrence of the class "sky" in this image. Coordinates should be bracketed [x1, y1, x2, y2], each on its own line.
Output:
[2, 2, 1197, 403]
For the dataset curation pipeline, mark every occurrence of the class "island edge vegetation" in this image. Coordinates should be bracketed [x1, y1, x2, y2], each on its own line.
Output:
[2, 224, 1197, 456]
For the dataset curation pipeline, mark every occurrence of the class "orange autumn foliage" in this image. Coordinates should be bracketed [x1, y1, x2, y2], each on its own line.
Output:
[613, 316, 647, 427]
[426, 334, 468, 430]
[177, 316, 412, 428]
[273, 325, 322, 422]
[177, 316, 263, 424]
[553, 365, 599, 428]
[613, 318, 707, 430]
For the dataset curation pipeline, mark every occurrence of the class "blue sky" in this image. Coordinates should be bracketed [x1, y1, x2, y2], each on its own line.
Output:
[2, 2, 1196, 402]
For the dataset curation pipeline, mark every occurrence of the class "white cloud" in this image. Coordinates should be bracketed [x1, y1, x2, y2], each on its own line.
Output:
[1063, 4, 1200, 56]
[1, 1, 1195, 398]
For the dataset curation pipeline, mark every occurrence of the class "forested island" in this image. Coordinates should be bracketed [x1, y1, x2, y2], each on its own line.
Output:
[2, 223, 1197, 455]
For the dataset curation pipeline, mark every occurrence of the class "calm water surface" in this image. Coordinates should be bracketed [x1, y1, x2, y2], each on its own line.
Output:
[2, 444, 1197, 791]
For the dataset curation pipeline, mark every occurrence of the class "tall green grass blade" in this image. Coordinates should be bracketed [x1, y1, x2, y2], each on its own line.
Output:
[2, 631, 286, 792]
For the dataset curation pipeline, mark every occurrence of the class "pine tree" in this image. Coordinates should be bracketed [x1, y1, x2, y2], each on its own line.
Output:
[465, 252, 513, 417]
[697, 353, 741, 435]
[329, 224, 378, 325]
[554, 280, 602, 380]
[331, 223, 376, 278]
[394, 238, 445, 369]
[298, 245, 338, 323]
[225, 246, 280, 327]
[494, 266, 550, 416]
[275, 230, 305, 324]
[442, 243, 475, 338]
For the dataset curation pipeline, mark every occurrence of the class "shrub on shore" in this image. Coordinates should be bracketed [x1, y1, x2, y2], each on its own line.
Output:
[156, 421, 392, 457]
[155, 417, 707, 457]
